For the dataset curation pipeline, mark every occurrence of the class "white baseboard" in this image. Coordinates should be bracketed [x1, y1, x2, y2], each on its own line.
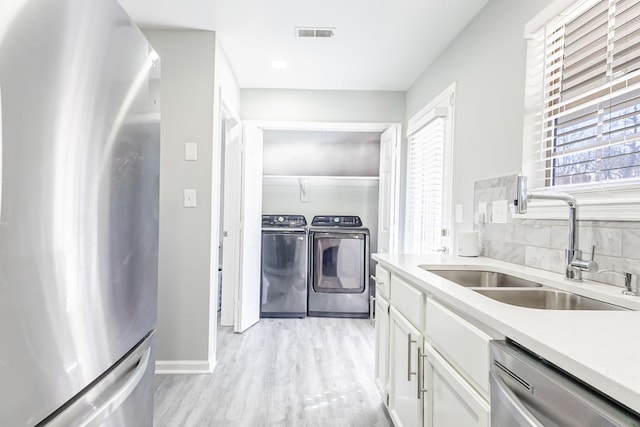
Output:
[155, 360, 216, 374]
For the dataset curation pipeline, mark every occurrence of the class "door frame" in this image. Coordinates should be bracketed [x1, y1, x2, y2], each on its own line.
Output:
[253, 119, 402, 254]
[223, 119, 402, 333]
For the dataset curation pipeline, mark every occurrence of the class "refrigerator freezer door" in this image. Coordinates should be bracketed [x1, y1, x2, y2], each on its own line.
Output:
[0, 0, 160, 425]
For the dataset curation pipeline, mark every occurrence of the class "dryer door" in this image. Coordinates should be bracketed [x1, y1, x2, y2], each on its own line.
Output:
[312, 232, 366, 293]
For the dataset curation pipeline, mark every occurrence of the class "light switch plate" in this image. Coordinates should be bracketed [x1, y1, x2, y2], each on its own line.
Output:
[492, 200, 508, 223]
[185, 143, 197, 161]
[184, 189, 197, 208]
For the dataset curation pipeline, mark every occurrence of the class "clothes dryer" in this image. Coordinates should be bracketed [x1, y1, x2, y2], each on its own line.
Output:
[308, 215, 370, 318]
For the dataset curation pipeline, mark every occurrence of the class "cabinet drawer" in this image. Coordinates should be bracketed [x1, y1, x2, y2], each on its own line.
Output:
[426, 299, 491, 400]
[373, 265, 391, 299]
[390, 275, 426, 331]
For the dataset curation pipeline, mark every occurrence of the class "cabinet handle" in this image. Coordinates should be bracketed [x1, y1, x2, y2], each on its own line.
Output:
[418, 347, 428, 399]
[369, 296, 376, 325]
[407, 334, 417, 381]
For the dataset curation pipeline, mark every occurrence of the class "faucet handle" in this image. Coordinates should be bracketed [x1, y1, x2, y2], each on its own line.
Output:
[570, 245, 598, 273]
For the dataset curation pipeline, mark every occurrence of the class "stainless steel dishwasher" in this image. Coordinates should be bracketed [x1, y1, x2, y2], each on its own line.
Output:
[490, 340, 640, 427]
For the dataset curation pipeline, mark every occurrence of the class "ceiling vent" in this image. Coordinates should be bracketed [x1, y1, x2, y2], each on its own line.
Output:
[295, 27, 335, 38]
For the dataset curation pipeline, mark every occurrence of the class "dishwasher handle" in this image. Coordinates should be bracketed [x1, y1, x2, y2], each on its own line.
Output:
[490, 372, 544, 427]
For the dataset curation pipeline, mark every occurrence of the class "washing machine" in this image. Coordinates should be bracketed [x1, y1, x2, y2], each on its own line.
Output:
[307, 215, 370, 318]
[260, 214, 308, 317]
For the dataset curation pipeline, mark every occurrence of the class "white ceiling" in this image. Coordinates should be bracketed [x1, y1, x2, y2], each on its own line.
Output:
[117, 0, 489, 91]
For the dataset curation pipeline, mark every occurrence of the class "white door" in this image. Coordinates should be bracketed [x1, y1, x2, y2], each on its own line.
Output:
[220, 123, 241, 327]
[377, 125, 400, 254]
[404, 84, 455, 254]
[233, 122, 263, 333]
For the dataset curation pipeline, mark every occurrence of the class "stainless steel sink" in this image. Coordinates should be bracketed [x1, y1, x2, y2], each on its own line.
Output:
[473, 288, 626, 311]
[424, 268, 543, 288]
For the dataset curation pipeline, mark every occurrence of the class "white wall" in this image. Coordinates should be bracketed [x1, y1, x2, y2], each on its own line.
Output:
[405, 0, 554, 235]
[144, 29, 240, 369]
[241, 89, 405, 123]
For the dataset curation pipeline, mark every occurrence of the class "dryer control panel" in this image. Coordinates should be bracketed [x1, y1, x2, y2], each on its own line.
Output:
[311, 215, 363, 227]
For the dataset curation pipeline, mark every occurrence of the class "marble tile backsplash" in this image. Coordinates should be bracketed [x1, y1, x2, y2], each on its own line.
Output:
[473, 174, 640, 289]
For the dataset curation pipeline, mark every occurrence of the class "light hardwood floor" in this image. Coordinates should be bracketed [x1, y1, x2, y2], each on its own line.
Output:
[153, 317, 393, 427]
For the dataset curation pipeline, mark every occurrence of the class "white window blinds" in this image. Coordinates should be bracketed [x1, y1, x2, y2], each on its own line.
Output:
[524, 0, 640, 189]
[404, 111, 448, 253]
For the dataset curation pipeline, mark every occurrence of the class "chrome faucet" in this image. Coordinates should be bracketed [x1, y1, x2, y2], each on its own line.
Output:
[514, 175, 597, 281]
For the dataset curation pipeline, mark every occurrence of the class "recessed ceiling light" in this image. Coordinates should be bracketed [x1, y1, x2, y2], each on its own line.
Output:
[271, 60, 287, 70]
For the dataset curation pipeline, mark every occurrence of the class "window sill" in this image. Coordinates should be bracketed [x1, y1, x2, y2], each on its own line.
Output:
[512, 192, 640, 221]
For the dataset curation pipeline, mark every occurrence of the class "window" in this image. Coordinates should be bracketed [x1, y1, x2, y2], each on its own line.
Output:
[523, 0, 640, 191]
[403, 85, 454, 253]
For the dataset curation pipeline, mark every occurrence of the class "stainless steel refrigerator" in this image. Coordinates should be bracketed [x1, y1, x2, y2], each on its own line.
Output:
[0, 0, 160, 425]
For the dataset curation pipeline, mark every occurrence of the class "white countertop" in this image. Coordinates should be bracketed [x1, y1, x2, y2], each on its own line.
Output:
[372, 253, 640, 414]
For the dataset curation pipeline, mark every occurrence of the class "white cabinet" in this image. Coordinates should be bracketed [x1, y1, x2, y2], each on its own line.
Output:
[378, 266, 496, 427]
[389, 307, 424, 427]
[423, 343, 490, 427]
[375, 296, 390, 402]
[426, 298, 492, 400]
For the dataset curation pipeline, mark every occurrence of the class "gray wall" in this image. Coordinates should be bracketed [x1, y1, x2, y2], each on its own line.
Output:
[407, 0, 640, 288]
[405, 0, 554, 236]
[144, 30, 216, 364]
[241, 89, 405, 123]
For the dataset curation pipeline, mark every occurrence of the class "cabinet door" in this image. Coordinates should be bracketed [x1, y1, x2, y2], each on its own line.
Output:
[389, 307, 424, 427]
[374, 296, 390, 403]
[423, 343, 490, 427]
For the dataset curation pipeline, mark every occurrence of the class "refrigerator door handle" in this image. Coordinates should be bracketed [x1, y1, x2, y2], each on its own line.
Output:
[47, 347, 151, 427]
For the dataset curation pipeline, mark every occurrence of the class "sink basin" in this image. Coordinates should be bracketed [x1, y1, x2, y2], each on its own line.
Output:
[424, 268, 543, 288]
[473, 288, 626, 311]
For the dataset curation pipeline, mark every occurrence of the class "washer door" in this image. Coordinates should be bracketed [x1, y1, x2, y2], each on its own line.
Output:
[312, 233, 366, 293]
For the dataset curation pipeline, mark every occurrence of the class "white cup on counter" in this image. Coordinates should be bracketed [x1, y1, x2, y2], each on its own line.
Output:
[457, 231, 481, 257]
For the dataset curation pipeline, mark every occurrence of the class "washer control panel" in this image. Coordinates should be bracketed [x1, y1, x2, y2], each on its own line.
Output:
[262, 214, 307, 228]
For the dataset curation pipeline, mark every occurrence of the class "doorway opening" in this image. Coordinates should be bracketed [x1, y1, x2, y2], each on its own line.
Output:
[217, 120, 401, 337]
